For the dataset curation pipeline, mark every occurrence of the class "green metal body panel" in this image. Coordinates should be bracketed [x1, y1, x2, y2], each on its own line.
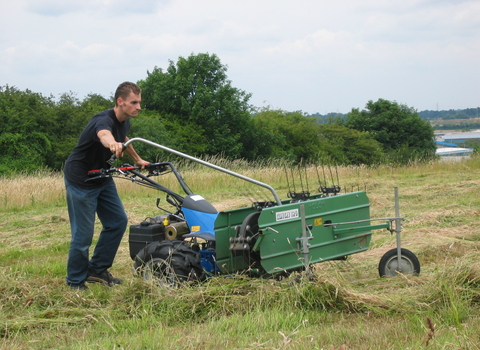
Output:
[213, 191, 375, 275]
[257, 191, 371, 274]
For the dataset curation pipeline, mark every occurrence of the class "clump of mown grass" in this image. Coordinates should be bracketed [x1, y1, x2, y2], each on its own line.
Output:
[420, 253, 480, 326]
[2, 257, 480, 350]
[3, 257, 479, 321]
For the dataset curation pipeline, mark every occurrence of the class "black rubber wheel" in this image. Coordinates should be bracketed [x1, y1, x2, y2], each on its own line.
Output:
[378, 248, 420, 277]
[133, 240, 205, 287]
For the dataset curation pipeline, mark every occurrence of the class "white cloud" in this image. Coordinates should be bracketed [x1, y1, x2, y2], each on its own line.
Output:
[24, 0, 170, 16]
[0, 0, 478, 113]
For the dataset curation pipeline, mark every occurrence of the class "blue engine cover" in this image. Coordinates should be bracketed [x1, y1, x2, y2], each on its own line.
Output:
[182, 194, 218, 240]
[181, 195, 220, 274]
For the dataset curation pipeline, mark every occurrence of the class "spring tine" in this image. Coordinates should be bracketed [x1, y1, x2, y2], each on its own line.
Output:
[284, 163, 291, 193]
[328, 163, 335, 188]
[298, 163, 304, 193]
[302, 162, 309, 194]
[315, 164, 322, 188]
[335, 164, 340, 191]
[290, 166, 296, 192]
[322, 163, 327, 187]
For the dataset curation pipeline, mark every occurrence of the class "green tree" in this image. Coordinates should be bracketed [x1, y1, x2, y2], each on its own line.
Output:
[45, 92, 113, 170]
[127, 110, 204, 162]
[0, 85, 54, 174]
[318, 124, 384, 165]
[80, 93, 113, 116]
[346, 99, 436, 163]
[138, 53, 253, 158]
[249, 109, 295, 160]
[48, 92, 83, 169]
[250, 109, 330, 162]
[250, 109, 384, 165]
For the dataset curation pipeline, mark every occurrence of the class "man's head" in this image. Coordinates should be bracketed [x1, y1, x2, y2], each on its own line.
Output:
[114, 82, 142, 121]
[114, 82, 141, 106]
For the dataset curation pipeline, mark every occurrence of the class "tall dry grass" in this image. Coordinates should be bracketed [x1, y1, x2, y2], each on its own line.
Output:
[0, 170, 65, 210]
[3, 156, 478, 211]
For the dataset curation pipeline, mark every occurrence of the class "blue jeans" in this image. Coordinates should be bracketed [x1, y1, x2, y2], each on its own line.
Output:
[65, 178, 128, 286]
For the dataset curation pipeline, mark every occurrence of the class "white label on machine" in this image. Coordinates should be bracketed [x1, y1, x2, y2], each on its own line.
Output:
[275, 209, 299, 221]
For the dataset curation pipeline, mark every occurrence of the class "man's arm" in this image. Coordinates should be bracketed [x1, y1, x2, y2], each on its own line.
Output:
[97, 129, 123, 156]
[97, 131, 148, 168]
[124, 136, 149, 168]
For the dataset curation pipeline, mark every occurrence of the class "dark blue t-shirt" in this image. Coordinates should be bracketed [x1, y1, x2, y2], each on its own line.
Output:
[64, 109, 130, 189]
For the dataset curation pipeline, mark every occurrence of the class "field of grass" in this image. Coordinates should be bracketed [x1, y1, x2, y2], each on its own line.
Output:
[2, 157, 480, 349]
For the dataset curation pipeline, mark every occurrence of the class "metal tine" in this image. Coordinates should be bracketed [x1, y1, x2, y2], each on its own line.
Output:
[334, 164, 341, 193]
[303, 162, 310, 194]
[314, 164, 322, 189]
[328, 163, 335, 188]
[290, 165, 296, 193]
[297, 159, 311, 197]
[321, 163, 328, 194]
[298, 161, 305, 194]
[283, 162, 292, 194]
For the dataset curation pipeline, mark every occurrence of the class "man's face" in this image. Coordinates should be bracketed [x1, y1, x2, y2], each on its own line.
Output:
[118, 92, 141, 118]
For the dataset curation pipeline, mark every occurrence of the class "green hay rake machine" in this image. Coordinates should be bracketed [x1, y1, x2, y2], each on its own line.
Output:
[89, 138, 420, 286]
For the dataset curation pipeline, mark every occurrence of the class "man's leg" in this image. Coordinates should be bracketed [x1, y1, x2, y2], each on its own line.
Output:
[89, 180, 128, 275]
[65, 179, 98, 287]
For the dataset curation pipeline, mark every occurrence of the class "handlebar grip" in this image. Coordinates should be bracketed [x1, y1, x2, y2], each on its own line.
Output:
[106, 143, 126, 166]
[145, 162, 168, 172]
[87, 169, 103, 176]
[145, 163, 159, 170]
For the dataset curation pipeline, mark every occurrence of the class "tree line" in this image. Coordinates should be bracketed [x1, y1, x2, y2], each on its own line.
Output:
[418, 108, 480, 121]
[0, 53, 436, 175]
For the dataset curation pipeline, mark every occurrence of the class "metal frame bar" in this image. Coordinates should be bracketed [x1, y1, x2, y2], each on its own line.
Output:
[124, 137, 283, 205]
[324, 187, 405, 258]
[296, 203, 313, 274]
[394, 187, 403, 266]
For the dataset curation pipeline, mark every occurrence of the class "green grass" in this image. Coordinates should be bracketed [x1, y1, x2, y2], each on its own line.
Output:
[2, 157, 480, 349]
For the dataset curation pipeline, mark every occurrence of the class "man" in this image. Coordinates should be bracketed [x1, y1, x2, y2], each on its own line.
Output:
[63, 81, 149, 290]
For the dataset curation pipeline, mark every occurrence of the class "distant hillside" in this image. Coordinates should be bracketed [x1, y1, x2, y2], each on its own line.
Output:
[418, 108, 480, 121]
[309, 108, 480, 127]
[418, 108, 480, 131]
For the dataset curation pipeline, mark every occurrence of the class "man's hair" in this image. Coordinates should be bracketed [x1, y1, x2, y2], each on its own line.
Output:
[114, 82, 141, 106]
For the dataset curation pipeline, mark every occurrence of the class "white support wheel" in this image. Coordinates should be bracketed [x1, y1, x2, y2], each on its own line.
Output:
[378, 248, 420, 277]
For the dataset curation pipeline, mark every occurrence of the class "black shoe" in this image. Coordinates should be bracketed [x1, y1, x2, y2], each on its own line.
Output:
[86, 270, 122, 287]
[69, 282, 89, 290]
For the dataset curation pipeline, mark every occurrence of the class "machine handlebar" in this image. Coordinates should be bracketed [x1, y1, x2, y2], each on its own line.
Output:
[87, 162, 169, 180]
[106, 143, 127, 166]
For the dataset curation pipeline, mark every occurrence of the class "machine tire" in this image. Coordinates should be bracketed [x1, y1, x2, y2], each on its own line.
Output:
[378, 248, 420, 277]
[134, 240, 205, 287]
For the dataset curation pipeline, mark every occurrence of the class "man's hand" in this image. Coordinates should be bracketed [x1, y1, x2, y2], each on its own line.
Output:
[135, 159, 150, 170]
[109, 142, 125, 158]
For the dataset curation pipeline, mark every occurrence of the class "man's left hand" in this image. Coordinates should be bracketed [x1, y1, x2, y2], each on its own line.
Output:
[136, 159, 150, 170]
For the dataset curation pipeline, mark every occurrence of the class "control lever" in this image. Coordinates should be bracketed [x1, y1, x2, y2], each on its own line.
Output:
[107, 143, 126, 166]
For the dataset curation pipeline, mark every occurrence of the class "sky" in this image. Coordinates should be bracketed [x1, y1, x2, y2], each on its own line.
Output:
[1, 0, 479, 115]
